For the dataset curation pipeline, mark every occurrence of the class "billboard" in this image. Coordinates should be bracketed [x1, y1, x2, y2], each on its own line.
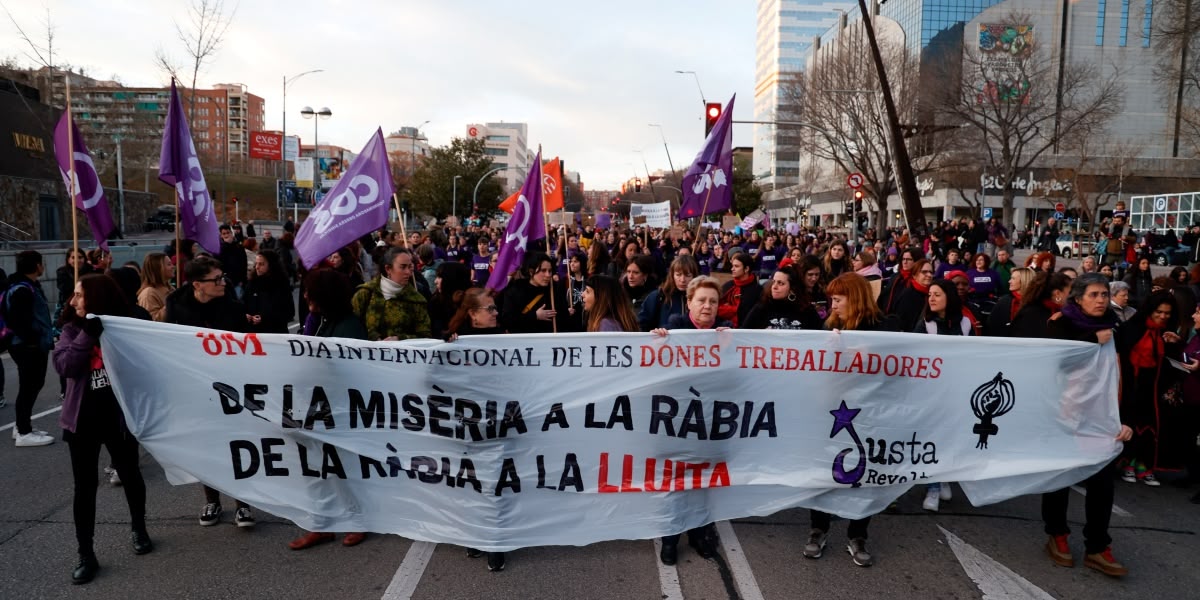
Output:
[977, 24, 1034, 104]
[283, 136, 300, 162]
[295, 157, 315, 189]
[249, 131, 282, 160]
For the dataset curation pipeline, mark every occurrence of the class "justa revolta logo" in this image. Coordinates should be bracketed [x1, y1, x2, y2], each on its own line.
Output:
[970, 372, 1015, 449]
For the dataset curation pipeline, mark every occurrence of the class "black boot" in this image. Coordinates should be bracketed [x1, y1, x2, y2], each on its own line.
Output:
[72, 554, 99, 585]
[466, 547, 483, 558]
[487, 552, 506, 572]
[659, 540, 678, 566]
[688, 526, 718, 559]
[131, 530, 154, 555]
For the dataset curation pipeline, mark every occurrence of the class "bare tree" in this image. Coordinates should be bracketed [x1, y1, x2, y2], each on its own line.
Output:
[1154, 0, 1200, 157]
[155, 0, 238, 124]
[780, 25, 956, 227]
[936, 14, 1125, 226]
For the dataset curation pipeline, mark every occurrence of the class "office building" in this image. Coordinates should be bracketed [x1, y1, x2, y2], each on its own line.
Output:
[465, 122, 529, 192]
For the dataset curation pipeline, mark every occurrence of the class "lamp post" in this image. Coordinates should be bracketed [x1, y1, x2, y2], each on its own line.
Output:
[451, 175, 463, 219]
[674, 70, 706, 105]
[473, 166, 508, 212]
[648, 123, 677, 183]
[281, 70, 323, 220]
[299, 106, 332, 223]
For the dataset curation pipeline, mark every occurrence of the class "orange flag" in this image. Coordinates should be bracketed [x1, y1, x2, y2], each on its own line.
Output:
[500, 157, 564, 213]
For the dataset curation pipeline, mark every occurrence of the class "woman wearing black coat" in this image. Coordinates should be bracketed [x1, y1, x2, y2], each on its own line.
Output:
[500, 252, 572, 334]
[890, 258, 934, 332]
[243, 250, 295, 334]
[741, 265, 822, 330]
[1009, 272, 1072, 339]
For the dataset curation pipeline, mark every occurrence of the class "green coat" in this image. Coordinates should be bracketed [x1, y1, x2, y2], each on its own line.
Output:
[351, 277, 432, 341]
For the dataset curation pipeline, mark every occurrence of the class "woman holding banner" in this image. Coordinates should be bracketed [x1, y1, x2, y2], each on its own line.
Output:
[717, 252, 761, 327]
[53, 274, 152, 584]
[1041, 272, 1133, 577]
[650, 276, 729, 565]
[812, 272, 899, 568]
[741, 265, 822, 330]
[288, 269, 368, 551]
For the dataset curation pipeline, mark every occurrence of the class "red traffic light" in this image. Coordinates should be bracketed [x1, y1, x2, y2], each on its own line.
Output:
[854, 190, 864, 200]
[705, 102, 722, 136]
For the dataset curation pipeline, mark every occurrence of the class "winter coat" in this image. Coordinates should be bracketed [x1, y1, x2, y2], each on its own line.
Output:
[314, 313, 368, 340]
[243, 276, 295, 334]
[165, 284, 247, 332]
[638, 288, 686, 331]
[741, 299, 823, 330]
[5, 274, 53, 351]
[350, 277, 432, 341]
[499, 278, 572, 334]
[137, 286, 170, 322]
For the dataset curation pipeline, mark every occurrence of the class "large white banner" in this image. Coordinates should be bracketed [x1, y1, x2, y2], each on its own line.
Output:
[98, 318, 1120, 551]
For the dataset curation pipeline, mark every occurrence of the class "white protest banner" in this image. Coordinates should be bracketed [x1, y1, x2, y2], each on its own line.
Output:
[98, 318, 1120, 552]
[641, 201, 672, 228]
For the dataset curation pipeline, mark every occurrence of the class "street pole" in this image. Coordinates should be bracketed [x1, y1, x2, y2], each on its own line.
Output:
[114, 135, 126, 235]
[473, 166, 508, 210]
[854, 0, 924, 240]
[452, 175, 462, 219]
[282, 70, 323, 222]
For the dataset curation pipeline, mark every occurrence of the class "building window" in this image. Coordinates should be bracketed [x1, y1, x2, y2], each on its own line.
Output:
[1120, 0, 1129, 46]
[1096, 0, 1107, 45]
[1142, 0, 1153, 47]
[486, 135, 510, 142]
[483, 147, 507, 156]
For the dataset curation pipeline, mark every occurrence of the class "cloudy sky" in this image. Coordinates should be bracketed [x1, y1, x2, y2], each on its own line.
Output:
[2, 0, 757, 190]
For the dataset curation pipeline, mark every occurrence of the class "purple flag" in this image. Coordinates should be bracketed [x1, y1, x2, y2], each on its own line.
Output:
[159, 79, 220, 253]
[295, 128, 394, 269]
[486, 151, 545, 292]
[678, 94, 736, 220]
[595, 213, 611, 230]
[53, 113, 116, 249]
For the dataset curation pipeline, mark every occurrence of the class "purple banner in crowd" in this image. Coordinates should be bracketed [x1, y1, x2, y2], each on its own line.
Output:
[595, 213, 611, 230]
[678, 94, 735, 220]
[295, 128, 394, 269]
[159, 80, 220, 253]
[53, 113, 116, 249]
[487, 150, 545, 292]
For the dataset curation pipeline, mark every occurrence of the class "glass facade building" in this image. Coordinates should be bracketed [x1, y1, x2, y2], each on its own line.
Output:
[1128, 192, 1200, 234]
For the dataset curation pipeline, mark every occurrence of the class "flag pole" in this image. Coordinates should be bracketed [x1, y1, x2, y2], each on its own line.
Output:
[392, 193, 408, 247]
[692, 184, 714, 250]
[539, 147, 556, 333]
[65, 78, 80, 286]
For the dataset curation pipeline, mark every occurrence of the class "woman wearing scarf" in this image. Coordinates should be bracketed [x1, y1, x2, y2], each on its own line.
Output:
[890, 258, 935, 332]
[1009, 272, 1072, 338]
[717, 252, 762, 327]
[1041, 273, 1133, 577]
[878, 247, 920, 315]
[986, 267, 1034, 336]
[650, 277, 729, 566]
[851, 249, 883, 281]
[1115, 290, 1182, 486]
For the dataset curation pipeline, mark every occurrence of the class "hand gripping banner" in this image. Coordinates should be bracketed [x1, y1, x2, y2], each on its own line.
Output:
[98, 317, 1121, 551]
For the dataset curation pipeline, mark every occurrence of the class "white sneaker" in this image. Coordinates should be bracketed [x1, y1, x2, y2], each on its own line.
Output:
[939, 482, 953, 502]
[12, 428, 47, 441]
[922, 487, 940, 512]
[104, 466, 122, 486]
[14, 431, 55, 447]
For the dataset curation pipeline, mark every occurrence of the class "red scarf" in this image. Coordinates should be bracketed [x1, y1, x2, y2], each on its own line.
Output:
[1010, 291, 1023, 320]
[1129, 318, 1165, 370]
[910, 278, 930, 295]
[1042, 299, 1062, 312]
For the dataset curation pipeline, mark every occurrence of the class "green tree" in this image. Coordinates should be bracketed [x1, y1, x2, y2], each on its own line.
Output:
[732, 153, 762, 218]
[407, 137, 504, 219]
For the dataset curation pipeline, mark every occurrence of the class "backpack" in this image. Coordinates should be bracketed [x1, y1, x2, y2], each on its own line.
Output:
[0, 280, 32, 351]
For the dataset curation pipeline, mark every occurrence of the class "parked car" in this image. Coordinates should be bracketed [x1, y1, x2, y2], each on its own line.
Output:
[1150, 245, 1192, 266]
[145, 206, 176, 232]
[1055, 233, 1093, 259]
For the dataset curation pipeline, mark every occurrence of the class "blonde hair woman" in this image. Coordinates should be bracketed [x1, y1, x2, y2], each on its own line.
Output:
[137, 252, 174, 322]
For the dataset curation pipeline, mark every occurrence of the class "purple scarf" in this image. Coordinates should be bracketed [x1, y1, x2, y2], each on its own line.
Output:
[1060, 301, 1117, 332]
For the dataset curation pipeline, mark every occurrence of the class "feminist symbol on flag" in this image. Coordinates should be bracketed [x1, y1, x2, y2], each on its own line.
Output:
[506, 194, 532, 251]
[691, 164, 728, 195]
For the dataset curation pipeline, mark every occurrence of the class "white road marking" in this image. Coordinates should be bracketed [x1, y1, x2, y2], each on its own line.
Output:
[1070, 485, 1133, 517]
[716, 521, 765, 600]
[0, 405, 64, 434]
[940, 525, 1056, 600]
[381, 541, 437, 600]
[652, 538, 684, 600]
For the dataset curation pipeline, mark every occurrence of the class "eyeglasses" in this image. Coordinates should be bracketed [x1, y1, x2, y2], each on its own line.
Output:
[481, 305, 499, 313]
[919, 269, 934, 275]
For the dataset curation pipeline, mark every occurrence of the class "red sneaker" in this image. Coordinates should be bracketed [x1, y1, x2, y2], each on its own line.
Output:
[1045, 535, 1074, 567]
[288, 531, 335, 550]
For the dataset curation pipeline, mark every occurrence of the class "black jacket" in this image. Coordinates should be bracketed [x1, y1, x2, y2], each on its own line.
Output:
[1009, 302, 1055, 339]
[243, 277, 294, 334]
[986, 294, 1018, 337]
[890, 286, 927, 333]
[218, 241, 248, 286]
[500, 279, 573, 334]
[741, 299, 823, 330]
[665, 313, 731, 330]
[165, 284, 246, 332]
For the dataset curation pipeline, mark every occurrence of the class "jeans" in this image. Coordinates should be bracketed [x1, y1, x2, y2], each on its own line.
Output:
[203, 485, 248, 510]
[811, 511, 871, 540]
[68, 427, 146, 556]
[1042, 462, 1115, 554]
[8, 346, 48, 435]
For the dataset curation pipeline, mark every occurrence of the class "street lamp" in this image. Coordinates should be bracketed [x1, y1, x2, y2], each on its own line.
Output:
[473, 166, 508, 213]
[281, 70, 323, 219]
[674, 70, 706, 105]
[300, 106, 332, 221]
[648, 124, 677, 183]
[451, 175, 463, 219]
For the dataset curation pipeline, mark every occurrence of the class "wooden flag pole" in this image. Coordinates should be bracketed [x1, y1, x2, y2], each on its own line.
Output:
[65, 78, 80, 286]
[539, 148, 557, 333]
[392, 193, 408, 247]
[692, 183, 714, 251]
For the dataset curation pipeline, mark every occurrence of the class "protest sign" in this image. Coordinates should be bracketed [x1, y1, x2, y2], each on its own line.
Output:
[99, 318, 1120, 551]
[641, 201, 672, 228]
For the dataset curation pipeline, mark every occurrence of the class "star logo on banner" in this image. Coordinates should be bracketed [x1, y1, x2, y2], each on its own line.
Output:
[829, 400, 861, 437]
[506, 194, 531, 251]
[690, 165, 728, 195]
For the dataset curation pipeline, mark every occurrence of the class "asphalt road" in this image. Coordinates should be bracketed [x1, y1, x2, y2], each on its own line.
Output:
[1, 250, 1197, 600]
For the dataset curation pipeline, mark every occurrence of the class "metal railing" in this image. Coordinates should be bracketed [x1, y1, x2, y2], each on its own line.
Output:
[0, 220, 33, 247]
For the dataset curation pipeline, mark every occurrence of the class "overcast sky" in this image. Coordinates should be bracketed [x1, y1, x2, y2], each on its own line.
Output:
[2, 0, 756, 190]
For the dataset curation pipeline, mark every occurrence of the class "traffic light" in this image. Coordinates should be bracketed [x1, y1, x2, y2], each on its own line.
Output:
[634, 178, 643, 193]
[853, 190, 864, 212]
[845, 202, 854, 217]
[705, 102, 722, 136]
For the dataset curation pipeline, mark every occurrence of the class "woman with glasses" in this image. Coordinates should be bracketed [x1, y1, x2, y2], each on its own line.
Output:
[878, 247, 920, 315]
[500, 252, 572, 334]
[650, 276, 729, 566]
[890, 259, 935, 332]
[742, 265, 822, 330]
[165, 256, 258, 530]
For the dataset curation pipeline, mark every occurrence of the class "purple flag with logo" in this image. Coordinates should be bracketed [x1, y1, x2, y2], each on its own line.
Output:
[678, 94, 736, 220]
[159, 79, 220, 253]
[487, 151, 545, 292]
[295, 128, 393, 269]
[53, 112, 116, 249]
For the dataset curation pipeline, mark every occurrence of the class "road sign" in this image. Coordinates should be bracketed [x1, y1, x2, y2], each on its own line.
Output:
[1054, 202, 1066, 213]
[982, 208, 992, 220]
[1054, 211, 1064, 220]
[846, 173, 864, 189]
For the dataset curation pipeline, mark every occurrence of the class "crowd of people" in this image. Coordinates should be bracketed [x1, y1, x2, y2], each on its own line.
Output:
[3, 202, 1198, 583]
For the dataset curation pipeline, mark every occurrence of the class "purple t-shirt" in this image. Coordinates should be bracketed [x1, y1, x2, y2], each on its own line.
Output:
[470, 253, 492, 284]
[967, 268, 1002, 298]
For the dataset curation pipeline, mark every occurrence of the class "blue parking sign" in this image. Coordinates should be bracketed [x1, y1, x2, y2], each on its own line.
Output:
[1054, 211, 1064, 219]
[982, 208, 992, 220]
